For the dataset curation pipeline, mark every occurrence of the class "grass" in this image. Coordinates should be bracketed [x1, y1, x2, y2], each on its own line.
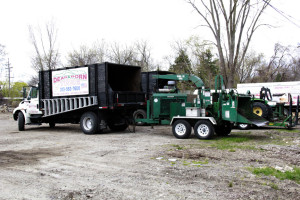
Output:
[171, 144, 184, 150]
[249, 167, 300, 184]
[275, 129, 299, 133]
[182, 159, 208, 167]
[209, 136, 257, 151]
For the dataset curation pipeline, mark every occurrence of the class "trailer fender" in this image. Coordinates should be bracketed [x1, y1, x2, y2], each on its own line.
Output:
[170, 116, 217, 126]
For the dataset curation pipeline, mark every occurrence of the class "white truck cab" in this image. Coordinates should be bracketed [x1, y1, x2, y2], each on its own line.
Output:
[13, 86, 43, 130]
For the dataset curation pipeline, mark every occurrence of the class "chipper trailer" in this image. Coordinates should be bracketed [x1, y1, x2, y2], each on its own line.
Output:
[135, 74, 268, 139]
[13, 62, 146, 134]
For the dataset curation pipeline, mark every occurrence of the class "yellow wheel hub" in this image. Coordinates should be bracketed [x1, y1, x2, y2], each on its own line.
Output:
[253, 107, 263, 116]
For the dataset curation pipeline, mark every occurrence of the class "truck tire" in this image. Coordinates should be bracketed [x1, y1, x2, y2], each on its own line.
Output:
[253, 102, 269, 119]
[18, 112, 25, 131]
[215, 123, 232, 136]
[108, 124, 128, 132]
[80, 112, 98, 134]
[49, 122, 55, 128]
[194, 120, 214, 139]
[172, 120, 191, 139]
[133, 109, 147, 125]
[237, 123, 250, 130]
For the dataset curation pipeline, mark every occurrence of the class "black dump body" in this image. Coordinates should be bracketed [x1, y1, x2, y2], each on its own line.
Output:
[39, 62, 145, 109]
[141, 71, 176, 99]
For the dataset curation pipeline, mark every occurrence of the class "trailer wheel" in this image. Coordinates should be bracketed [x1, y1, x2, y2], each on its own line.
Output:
[80, 112, 98, 134]
[253, 102, 269, 119]
[172, 120, 191, 139]
[237, 123, 250, 130]
[194, 120, 214, 139]
[18, 112, 25, 131]
[133, 109, 147, 125]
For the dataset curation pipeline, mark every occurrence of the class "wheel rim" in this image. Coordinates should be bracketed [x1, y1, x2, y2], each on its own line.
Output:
[239, 124, 248, 128]
[253, 107, 263, 116]
[175, 123, 186, 136]
[197, 124, 209, 137]
[83, 117, 93, 130]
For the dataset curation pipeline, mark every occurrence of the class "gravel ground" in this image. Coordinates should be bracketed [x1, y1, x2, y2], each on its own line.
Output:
[0, 112, 300, 200]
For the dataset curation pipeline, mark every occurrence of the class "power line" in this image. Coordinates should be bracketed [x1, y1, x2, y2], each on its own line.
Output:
[262, 0, 300, 28]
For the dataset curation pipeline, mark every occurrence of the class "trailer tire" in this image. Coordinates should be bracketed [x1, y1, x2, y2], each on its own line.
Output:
[80, 112, 98, 134]
[133, 109, 147, 125]
[237, 123, 250, 130]
[194, 120, 214, 139]
[18, 112, 25, 131]
[172, 120, 191, 139]
[253, 102, 269, 119]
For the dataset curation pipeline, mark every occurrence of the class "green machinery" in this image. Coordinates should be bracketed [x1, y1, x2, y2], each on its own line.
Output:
[136, 74, 268, 139]
[238, 87, 299, 129]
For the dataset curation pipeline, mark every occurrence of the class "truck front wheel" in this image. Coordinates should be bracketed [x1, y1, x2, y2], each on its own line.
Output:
[172, 120, 191, 139]
[194, 120, 214, 139]
[80, 112, 98, 134]
[18, 112, 25, 131]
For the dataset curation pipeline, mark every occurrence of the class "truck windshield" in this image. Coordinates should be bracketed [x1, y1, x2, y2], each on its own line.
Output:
[24, 87, 38, 100]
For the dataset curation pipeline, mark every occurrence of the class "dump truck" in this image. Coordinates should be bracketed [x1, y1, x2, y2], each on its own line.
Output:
[13, 62, 146, 134]
[136, 74, 268, 139]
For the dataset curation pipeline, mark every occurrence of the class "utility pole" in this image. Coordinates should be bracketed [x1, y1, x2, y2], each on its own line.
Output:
[5, 58, 13, 97]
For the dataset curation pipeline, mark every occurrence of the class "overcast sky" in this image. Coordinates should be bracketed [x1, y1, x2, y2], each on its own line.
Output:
[0, 0, 300, 82]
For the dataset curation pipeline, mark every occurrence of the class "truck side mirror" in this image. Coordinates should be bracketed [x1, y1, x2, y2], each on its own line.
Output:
[23, 87, 27, 99]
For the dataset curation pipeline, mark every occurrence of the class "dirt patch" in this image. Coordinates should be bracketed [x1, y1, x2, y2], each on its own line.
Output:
[0, 148, 62, 167]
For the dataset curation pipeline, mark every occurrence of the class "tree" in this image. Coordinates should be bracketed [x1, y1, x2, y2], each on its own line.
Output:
[255, 43, 292, 82]
[29, 21, 60, 72]
[169, 49, 194, 92]
[195, 49, 219, 88]
[66, 41, 106, 67]
[238, 50, 264, 83]
[134, 40, 154, 71]
[169, 49, 193, 74]
[187, 0, 271, 88]
[107, 42, 136, 65]
[0, 81, 27, 98]
[0, 44, 6, 63]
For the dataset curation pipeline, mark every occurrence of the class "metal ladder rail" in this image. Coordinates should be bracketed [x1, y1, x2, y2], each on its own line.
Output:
[42, 96, 98, 117]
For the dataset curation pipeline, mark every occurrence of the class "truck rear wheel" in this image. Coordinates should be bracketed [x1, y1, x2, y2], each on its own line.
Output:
[172, 120, 191, 139]
[18, 112, 25, 131]
[133, 109, 147, 125]
[80, 112, 98, 134]
[49, 122, 55, 128]
[194, 120, 214, 139]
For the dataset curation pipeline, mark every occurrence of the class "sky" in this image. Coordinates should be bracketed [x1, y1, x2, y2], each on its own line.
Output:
[0, 0, 300, 83]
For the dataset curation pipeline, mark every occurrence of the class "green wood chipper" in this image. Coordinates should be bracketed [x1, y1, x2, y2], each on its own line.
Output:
[135, 74, 268, 139]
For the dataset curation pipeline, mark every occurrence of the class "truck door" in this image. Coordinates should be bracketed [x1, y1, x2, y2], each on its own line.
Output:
[26, 87, 42, 114]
